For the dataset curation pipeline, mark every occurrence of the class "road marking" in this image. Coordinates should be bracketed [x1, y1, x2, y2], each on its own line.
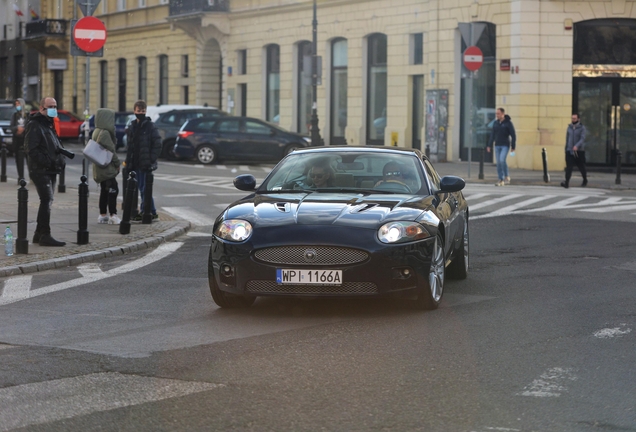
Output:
[77, 263, 104, 278]
[215, 204, 230, 210]
[469, 194, 523, 211]
[517, 367, 577, 397]
[464, 192, 490, 202]
[163, 193, 207, 198]
[1, 276, 32, 299]
[579, 203, 636, 213]
[0, 372, 223, 432]
[0, 243, 182, 307]
[161, 207, 217, 226]
[472, 195, 555, 220]
[593, 326, 632, 338]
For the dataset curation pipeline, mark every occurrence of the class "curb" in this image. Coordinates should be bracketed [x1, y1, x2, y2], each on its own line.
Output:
[0, 221, 191, 278]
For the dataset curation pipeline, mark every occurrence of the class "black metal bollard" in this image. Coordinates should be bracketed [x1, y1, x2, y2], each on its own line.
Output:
[16, 179, 28, 254]
[142, 171, 154, 224]
[542, 148, 550, 183]
[120, 171, 137, 235]
[58, 165, 66, 193]
[615, 150, 622, 185]
[131, 170, 139, 219]
[121, 167, 128, 211]
[77, 175, 89, 245]
[0, 144, 6, 182]
[478, 147, 485, 180]
[425, 144, 430, 158]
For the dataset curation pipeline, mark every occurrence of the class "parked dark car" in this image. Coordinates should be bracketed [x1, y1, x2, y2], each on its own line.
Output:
[174, 116, 311, 164]
[208, 146, 469, 309]
[79, 111, 133, 151]
[0, 104, 14, 153]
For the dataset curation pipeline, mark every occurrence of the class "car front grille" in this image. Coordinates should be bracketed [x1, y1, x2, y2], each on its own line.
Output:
[254, 246, 368, 265]
[246, 280, 378, 295]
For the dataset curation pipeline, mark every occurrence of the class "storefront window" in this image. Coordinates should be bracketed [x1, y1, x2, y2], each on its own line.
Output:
[367, 33, 387, 144]
[331, 38, 347, 145]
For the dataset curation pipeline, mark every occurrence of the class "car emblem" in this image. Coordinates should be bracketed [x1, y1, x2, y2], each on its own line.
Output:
[304, 249, 317, 263]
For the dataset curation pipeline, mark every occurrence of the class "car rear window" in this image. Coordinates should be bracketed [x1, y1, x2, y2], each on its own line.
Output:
[189, 119, 218, 132]
[0, 106, 15, 121]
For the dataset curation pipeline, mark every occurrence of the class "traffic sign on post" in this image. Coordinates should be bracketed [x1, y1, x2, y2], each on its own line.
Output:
[463, 46, 483, 72]
[73, 16, 107, 52]
[77, 0, 102, 18]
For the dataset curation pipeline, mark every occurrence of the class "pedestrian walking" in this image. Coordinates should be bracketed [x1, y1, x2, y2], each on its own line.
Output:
[124, 100, 161, 221]
[24, 97, 69, 246]
[92, 108, 121, 225]
[9, 98, 27, 182]
[561, 113, 588, 188]
[486, 107, 516, 186]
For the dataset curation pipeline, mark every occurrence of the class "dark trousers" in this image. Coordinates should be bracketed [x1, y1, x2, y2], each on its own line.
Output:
[99, 178, 119, 215]
[136, 170, 156, 215]
[30, 173, 56, 236]
[565, 151, 587, 183]
[13, 138, 25, 180]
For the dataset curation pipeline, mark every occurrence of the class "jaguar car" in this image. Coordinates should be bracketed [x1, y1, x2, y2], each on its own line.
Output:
[208, 146, 469, 310]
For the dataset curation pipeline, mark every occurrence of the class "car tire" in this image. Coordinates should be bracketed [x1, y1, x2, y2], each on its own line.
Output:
[208, 250, 256, 308]
[197, 144, 217, 164]
[447, 216, 469, 280]
[161, 139, 177, 160]
[414, 231, 445, 310]
[284, 145, 300, 157]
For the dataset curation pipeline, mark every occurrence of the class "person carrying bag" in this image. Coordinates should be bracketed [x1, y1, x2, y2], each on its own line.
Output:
[91, 108, 122, 225]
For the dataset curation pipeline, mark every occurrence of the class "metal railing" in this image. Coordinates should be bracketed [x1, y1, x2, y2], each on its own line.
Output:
[24, 19, 67, 39]
[169, 0, 230, 16]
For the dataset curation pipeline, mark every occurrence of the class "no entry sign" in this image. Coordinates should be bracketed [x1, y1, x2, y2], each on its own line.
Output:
[73, 16, 107, 52]
[463, 46, 483, 72]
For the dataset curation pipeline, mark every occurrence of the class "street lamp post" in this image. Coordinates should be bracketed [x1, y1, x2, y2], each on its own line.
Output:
[310, 0, 322, 146]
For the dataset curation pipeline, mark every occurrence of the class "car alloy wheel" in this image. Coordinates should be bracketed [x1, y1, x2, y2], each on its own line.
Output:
[415, 231, 445, 310]
[447, 215, 469, 280]
[197, 145, 217, 164]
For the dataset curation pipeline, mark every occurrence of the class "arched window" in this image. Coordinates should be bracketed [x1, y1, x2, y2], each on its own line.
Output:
[297, 41, 312, 134]
[367, 33, 387, 144]
[118, 58, 127, 112]
[137, 56, 147, 101]
[158, 54, 168, 104]
[331, 38, 347, 145]
[265, 44, 280, 124]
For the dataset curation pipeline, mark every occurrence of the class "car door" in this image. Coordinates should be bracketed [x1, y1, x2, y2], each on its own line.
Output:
[423, 159, 459, 255]
[57, 112, 79, 138]
[212, 118, 248, 159]
[243, 119, 282, 160]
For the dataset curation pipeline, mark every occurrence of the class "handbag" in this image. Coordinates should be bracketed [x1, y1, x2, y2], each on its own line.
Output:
[83, 131, 114, 168]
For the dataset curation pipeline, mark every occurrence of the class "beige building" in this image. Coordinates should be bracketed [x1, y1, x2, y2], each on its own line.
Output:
[25, 0, 636, 170]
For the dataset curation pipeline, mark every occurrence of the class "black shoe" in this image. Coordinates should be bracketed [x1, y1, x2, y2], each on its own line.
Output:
[152, 214, 159, 220]
[581, 179, 588, 187]
[132, 213, 143, 222]
[32, 232, 41, 244]
[39, 235, 66, 247]
[560, 181, 569, 189]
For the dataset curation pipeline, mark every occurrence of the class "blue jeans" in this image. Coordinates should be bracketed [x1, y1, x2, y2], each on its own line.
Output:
[495, 146, 510, 181]
[136, 170, 156, 215]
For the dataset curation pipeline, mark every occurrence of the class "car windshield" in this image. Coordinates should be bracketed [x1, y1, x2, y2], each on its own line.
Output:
[0, 106, 14, 121]
[261, 151, 428, 194]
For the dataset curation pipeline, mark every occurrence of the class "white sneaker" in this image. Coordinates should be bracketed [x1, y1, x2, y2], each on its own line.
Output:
[108, 215, 121, 225]
[495, 180, 505, 186]
[505, 176, 511, 184]
[97, 215, 109, 224]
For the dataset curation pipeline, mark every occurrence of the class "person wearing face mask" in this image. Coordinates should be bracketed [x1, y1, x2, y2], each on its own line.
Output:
[9, 98, 27, 182]
[23, 97, 69, 246]
[124, 100, 162, 221]
[561, 113, 588, 188]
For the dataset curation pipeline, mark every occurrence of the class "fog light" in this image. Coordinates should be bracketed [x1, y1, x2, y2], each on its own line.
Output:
[221, 264, 233, 276]
[403, 269, 410, 276]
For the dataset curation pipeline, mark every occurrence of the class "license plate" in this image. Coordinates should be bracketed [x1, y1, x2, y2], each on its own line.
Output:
[276, 269, 342, 285]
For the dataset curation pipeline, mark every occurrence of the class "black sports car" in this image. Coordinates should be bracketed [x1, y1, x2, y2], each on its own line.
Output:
[208, 146, 469, 310]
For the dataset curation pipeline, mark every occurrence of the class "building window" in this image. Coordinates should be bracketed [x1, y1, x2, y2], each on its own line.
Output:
[117, 0, 126, 11]
[265, 44, 280, 124]
[297, 41, 312, 135]
[237, 49, 247, 75]
[14, 55, 23, 99]
[56, 0, 62, 19]
[158, 54, 168, 104]
[182, 86, 189, 104]
[99, 60, 108, 108]
[411, 33, 423, 65]
[137, 56, 147, 101]
[0, 58, 7, 99]
[331, 38, 348, 145]
[102, 0, 107, 14]
[181, 55, 189, 77]
[118, 58, 126, 112]
[53, 70, 63, 109]
[367, 33, 387, 144]
[138, 0, 146, 7]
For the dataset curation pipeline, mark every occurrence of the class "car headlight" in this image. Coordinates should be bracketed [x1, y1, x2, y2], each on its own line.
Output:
[214, 219, 253, 242]
[378, 221, 431, 244]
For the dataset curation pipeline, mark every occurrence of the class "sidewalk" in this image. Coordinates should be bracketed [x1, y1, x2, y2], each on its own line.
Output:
[1, 159, 634, 278]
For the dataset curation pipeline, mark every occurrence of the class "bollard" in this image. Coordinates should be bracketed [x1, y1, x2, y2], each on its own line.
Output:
[0, 144, 6, 182]
[478, 147, 485, 180]
[77, 175, 89, 245]
[121, 167, 128, 211]
[615, 150, 622, 185]
[58, 164, 66, 193]
[131, 170, 139, 219]
[120, 171, 137, 235]
[542, 148, 550, 183]
[16, 179, 28, 254]
[425, 144, 430, 158]
[142, 171, 154, 224]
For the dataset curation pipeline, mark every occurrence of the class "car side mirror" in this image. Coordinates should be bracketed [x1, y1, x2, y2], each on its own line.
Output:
[234, 174, 257, 191]
[437, 176, 465, 193]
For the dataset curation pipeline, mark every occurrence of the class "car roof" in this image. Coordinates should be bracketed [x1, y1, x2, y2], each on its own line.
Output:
[290, 145, 425, 158]
[146, 105, 219, 121]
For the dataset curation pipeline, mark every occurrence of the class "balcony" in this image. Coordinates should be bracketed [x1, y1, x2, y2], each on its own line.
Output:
[23, 20, 68, 57]
[169, 0, 229, 17]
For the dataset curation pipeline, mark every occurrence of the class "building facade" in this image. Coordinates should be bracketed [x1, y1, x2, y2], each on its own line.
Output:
[28, 0, 636, 169]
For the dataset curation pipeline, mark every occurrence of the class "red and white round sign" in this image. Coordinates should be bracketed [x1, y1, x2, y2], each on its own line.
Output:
[463, 46, 483, 72]
[73, 17, 107, 53]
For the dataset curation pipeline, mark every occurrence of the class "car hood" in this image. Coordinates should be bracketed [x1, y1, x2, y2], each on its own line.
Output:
[223, 192, 434, 229]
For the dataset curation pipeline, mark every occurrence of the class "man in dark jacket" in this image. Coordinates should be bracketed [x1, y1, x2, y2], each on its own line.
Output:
[487, 107, 516, 186]
[24, 97, 68, 246]
[561, 113, 587, 188]
[9, 98, 27, 182]
[125, 100, 162, 220]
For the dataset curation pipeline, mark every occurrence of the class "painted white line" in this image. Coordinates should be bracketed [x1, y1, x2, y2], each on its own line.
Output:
[516, 195, 589, 213]
[472, 195, 555, 220]
[215, 204, 230, 210]
[518, 367, 577, 397]
[239, 165, 250, 171]
[579, 204, 636, 213]
[0, 243, 182, 307]
[0, 372, 223, 432]
[216, 165, 227, 169]
[211, 192, 249, 196]
[163, 193, 207, 198]
[593, 326, 632, 338]
[469, 194, 523, 211]
[0, 344, 16, 350]
[77, 263, 104, 278]
[261, 166, 273, 173]
[186, 232, 212, 237]
[463, 192, 490, 202]
[161, 207, 217, 226]
[1, 276, 32, 300]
